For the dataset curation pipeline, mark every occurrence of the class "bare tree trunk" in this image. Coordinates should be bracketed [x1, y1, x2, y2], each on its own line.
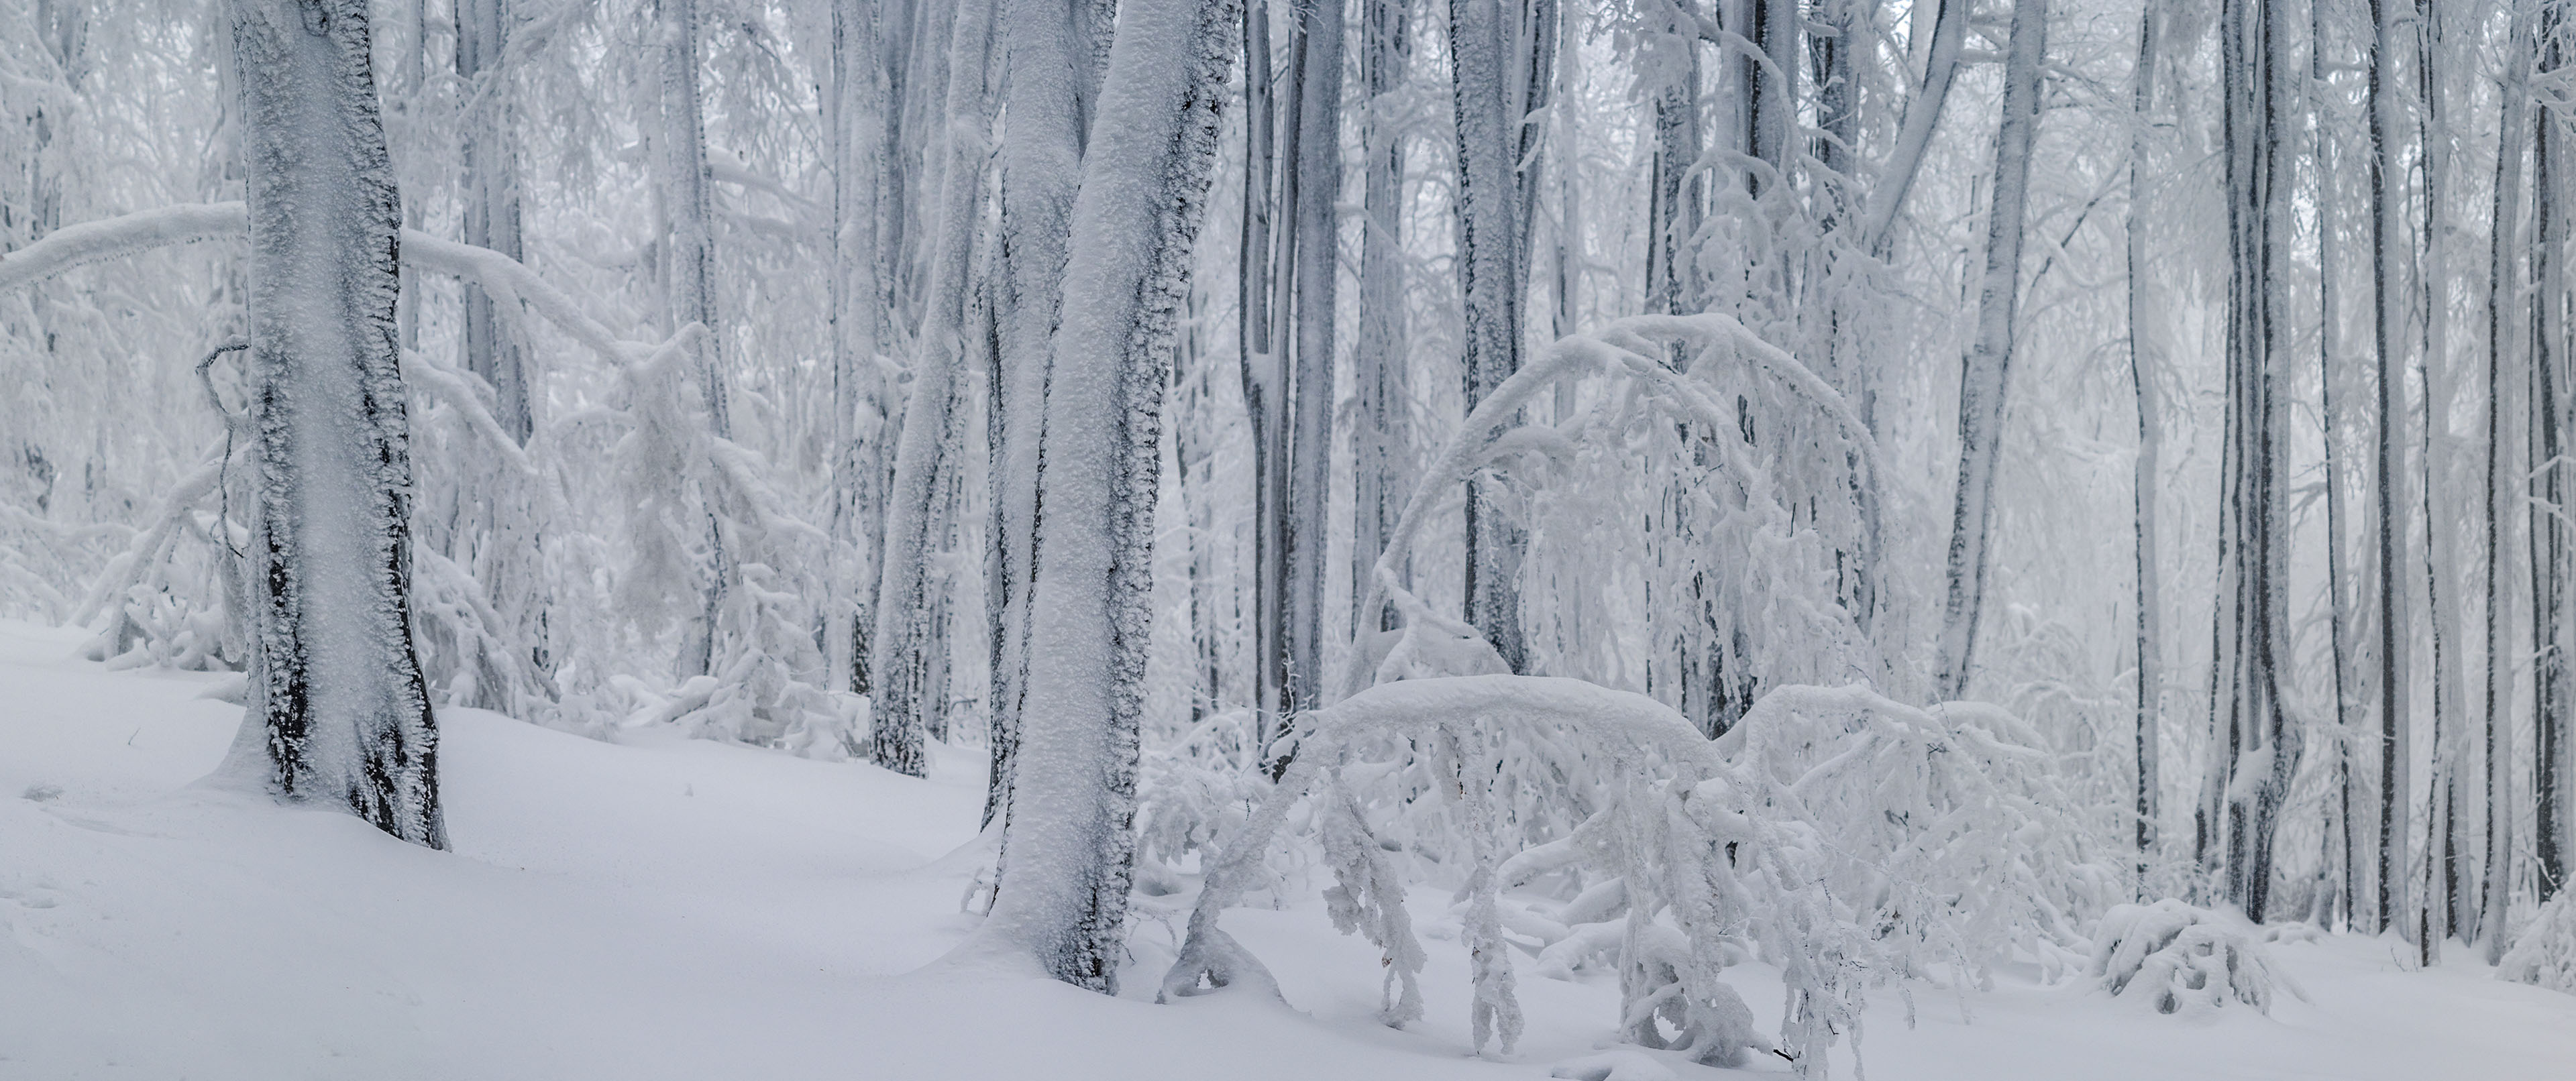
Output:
[225, 0, 445, 849]
[2312, 0, 2357, 927]
[1935, 0, 2046, 701]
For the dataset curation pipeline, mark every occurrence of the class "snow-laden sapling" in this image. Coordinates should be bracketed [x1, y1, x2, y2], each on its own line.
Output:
[2089, 900, 2295, 1015]
[2498, 890, 2576, 994]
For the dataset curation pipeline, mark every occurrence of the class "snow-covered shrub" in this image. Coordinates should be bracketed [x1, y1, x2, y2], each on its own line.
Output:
[2089, 900, 2290, 1015]
[1162, 674, 2105, 1074]
[2498, 890, 2576, 994]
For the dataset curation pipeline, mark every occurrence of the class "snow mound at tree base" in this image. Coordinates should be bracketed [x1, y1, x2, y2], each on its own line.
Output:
[2089, 900, 2291, 1015]
[2499, 891, 2576, 994]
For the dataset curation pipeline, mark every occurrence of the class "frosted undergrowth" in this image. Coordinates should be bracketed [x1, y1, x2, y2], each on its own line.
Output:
[1159, 640, 2110, 1076]
[2499, 891, 2576, 994]
[2089, 900, 2294, 1015]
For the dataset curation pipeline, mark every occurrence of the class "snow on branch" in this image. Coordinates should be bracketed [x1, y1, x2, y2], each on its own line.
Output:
[1343, 313, 1879, 701]
[0, 203, 244, 294]
[1162, 674, 2103, 1074]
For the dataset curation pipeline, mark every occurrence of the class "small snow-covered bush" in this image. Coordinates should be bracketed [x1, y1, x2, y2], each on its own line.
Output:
[2089, 900, 2288, 1015]
[1162, 673, 2108, 1075]
[2498, 890, 2576, 994]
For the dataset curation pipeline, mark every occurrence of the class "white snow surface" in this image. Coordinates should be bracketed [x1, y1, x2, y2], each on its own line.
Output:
[4, 617, 2575, 1080]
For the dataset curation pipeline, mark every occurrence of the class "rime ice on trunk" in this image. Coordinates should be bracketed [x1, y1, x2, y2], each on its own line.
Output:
[2368, 0, 2415, 938]
[1350, 0, 1411, 640]
[2202, 0, 2301, 925]
[987, 0, 1092, 823]
[1448, 0, 1527, 673]
[978, 0, 1240, 991]
[1281, 0, 1342, 710]
[659, 0, 731, 681]
[2127, 0, 2162, 899]
[1935, 0, 2045, 701]
[225, 0, 444, 849]
[871, 0, 994, 778]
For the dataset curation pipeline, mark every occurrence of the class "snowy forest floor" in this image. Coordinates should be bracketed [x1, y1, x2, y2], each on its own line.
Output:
[3, 620, 2574, 1080]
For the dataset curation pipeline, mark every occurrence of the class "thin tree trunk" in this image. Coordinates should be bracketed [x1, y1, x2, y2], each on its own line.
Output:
[2481, 5, 2534, 962]
[1450, 0, 1527, 673]
[1935, 0, 2047, 701]
[2369, 0, 2414, 940]
[2127, 0, 2162, 901]
[2312, 0, 2357, 927]
[661, 0, 731, 681]
[1282, 0, 1342, 710]
[871, 0, 996, 777]
[2540, 3, 2571, 904]
[225, 0, 445, 849]
[1350, 0, 1410, 642]
[828, 0, 890, 703]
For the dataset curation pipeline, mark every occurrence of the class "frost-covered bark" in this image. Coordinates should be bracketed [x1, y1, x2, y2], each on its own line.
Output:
[871, 0, 994, 778]
[2480, 5, 2535, 961]
[456, 0, 526, 444]
[2541, 4, 2572, 905]
[1448, 0, 1527, 673]
[827, 0, 891, 703]
[986, 0, 1090, 824]
[657, 0, 730, 681]
[223, 0, 443, 848]
[2202, 0, 2300, 924]
[977, 0, 1240, 991]
[1935, 0, 2045, 701]
[1349, 0, 1410, 638]
[2127, 0, 2162, 897]
[1282, 0, 1342, 709]
[2367, 0, 2415, 937]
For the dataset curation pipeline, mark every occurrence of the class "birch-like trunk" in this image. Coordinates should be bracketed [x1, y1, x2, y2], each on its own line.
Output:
[2540, 4, 2571, 905]
[224, 0, 445, 848]
[1935, 0, 2045, 701]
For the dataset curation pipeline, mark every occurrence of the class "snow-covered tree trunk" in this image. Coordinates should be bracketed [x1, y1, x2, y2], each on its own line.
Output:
[2541, 3, 2572, 905]
[987, 0, 1092, 825]
[828, 0, 892, 701]
[1282, 0, 1342, 709]
[1935, 0, 2045, 701]
[979, 0, 1242, 992]
[2127, 0, 2161, 898]
[2481, 5, 2535, 961]
[871, 0, 994, 778]
[2310, 0, 2357, 927]
[659, 0, 731, 681]
[456, 0, 525, 443]
[223, 0, 444, 849]
[1238, 0, 1289, 739]
[1349, 0, 1409, 639]
[2206, 0, 2300, 924]
[1449, 0, 1527, 673]
[2368, 0, 2414, 938]
[1860, 0, 1964, 258]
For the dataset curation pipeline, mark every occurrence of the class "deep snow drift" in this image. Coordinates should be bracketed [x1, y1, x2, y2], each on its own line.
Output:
[3, 618, 2572, 1080]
